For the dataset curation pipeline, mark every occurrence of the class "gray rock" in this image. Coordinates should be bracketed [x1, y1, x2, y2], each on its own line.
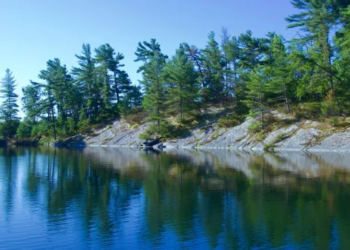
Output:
[308, 131, 350, 152]
[60, 112, 350, 152]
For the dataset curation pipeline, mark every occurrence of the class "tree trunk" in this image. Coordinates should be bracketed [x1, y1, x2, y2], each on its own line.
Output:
[284, 84, 290, 114]
[114, 71, 120, 104]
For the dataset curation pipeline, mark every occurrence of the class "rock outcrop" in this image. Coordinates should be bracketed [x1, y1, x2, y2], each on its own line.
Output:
[58, 113, 350, 152]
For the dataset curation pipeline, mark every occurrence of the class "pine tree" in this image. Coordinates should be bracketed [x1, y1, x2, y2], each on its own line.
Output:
[0, 69, 20, 138]
[0, 69, 19, 121]
[125, 85, 143, 108]
[135, 39, 168, 133]
[22, 84, 41, 122]
[286, 0, 340, 91]
[28, 59, 74, 139]
[202, 32, 223, 103]
[164, 46, 199, 122]
[72, 44, 98, 121]
[265, 35, 294, 113]
[245, 66, 268, 128]
[109, 53, 131, 105]
[95, 44, 114, 119]
[182, 43, 205, 89]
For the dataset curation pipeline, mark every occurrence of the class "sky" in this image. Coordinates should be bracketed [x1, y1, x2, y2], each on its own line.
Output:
[0, 0, 298, 117]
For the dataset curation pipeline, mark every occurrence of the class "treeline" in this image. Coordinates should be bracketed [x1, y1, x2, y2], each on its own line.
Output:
[1, 0, 350, 140]
[1, 44, 143, 139]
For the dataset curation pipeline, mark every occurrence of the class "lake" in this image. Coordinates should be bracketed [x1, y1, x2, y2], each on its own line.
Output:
[1, 147, 350, 249]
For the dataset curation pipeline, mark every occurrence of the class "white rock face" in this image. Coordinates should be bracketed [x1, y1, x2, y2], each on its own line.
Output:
[85, 121, 150, 147]
[62, 114, 350, 152]
[308, 131, 350, 152]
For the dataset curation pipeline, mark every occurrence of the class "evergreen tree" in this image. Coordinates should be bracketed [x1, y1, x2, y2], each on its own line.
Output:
[202, 32, 223, 103]
[0, 69, 19, 121]
[182, 43, 205, 89]
[72, 44, 98, 121]
[0, 69, 20, 138]
[265, 35, 294, 113]
[135, 39, 168, 132]
[245, 66, 268, 128]
[95, 44, 114, 118]
[286, 0, 340, 92]
[239, 30, 268, 71]
[22, 84, 41, 122]
[164, 47, 199, 122]
[109, 53, 131, 105]
[28, 59, 75, 139]
[221, 35, 243, 107]
[125, 85, 143, 108]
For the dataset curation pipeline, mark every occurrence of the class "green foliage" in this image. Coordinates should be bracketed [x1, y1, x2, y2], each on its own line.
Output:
[31, 121, 50, 137]
[136, 39, 168, 130]
[0, 69, 20, 138]
[123, 107, 147, 126]
[264, 133, 287, 151]
[0, 120, 20, 139]
[20, 43, 143, 140]
[202, 32, 224, 102]
[139, 133, 151, 140]
[247, 122, 263, 133]
[9, 1, 350, 141]
[140, 121, 189, 140]
[16, 121, 32, 138]
[263, 143, 275, 151]
[292, 102, 322, 119]
[217, 114, 242, 128]
[164, 46, 199, 121]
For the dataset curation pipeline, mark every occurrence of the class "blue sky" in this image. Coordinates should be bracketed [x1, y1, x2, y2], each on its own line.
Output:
[0, 0, 297, 117]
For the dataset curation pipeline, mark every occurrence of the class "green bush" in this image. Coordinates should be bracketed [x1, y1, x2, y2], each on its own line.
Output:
[77, 119, 91, 134]
[139, 133, 151, 140]
[247, 122, 263, 133]
[0, 120, 20, 138]
[292, 102, 321, 119]
[321, 100, 340, 117]
[263, 143, 275, 151]
[124, 107, 147, 126]
[217, 114, 242, 128]
[140, 120, 189, 140]
[16, 122, 32, 138]
[31, 121, 50, 137]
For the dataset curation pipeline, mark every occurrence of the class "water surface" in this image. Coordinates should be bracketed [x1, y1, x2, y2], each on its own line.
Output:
[1, 147, 350, 249]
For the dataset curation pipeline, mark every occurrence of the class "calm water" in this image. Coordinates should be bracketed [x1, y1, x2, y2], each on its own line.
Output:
[1, 147, 350, 249]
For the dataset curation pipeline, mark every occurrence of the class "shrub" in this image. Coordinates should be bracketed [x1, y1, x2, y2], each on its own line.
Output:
[217, 114, 242, 128]
[0, 120, 20, 138]
[139, 133, 151, 140]
[292, 102, 321, 119]
[248, 122, 263, 133]
[31, 121, 50, 137]
[321, 100, 340, 117]
[124, 107, 148, 126]
[77, 119, 91, 134]
[17, 122, 32, 138]
[140, 121, 189, 140]
[264, 143, 275, 151]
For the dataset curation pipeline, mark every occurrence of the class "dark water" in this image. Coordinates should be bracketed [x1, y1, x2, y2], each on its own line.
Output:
[1, 147, 350, 249]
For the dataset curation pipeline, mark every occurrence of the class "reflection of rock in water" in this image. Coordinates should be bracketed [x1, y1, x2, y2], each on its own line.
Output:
[165, 149, 350, 182]
[264, 151, 350, 178]
[81, 147, 350, 184]
[163, 148, 260, 178]
[82, 147, 152, 170]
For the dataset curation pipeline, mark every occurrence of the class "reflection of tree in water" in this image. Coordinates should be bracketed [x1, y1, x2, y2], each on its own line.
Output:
[0, 147, 19, 221]
[1, 147, 350, 248]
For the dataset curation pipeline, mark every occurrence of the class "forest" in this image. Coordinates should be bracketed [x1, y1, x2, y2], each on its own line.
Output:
[1, 0, 350, 141]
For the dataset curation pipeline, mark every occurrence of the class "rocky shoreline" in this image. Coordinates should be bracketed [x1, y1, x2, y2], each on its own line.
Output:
[53, 112, 350, 152]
